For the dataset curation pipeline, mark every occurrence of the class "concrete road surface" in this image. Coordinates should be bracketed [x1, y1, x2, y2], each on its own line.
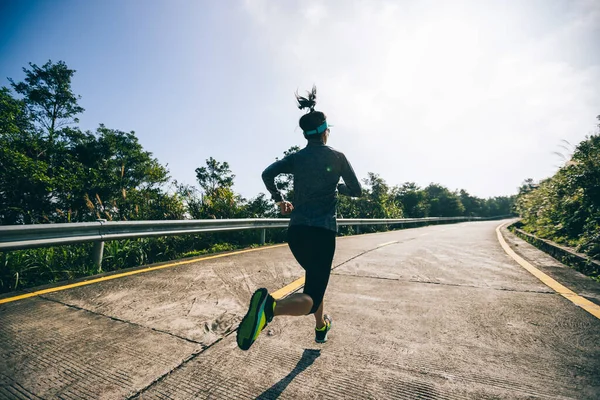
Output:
[1, 221, 599, 399]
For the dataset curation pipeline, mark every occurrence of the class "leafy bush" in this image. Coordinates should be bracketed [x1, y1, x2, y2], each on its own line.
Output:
[516, 119, 600, 261]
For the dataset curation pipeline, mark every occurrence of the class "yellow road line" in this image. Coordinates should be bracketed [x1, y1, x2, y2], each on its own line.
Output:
[496, 222, 600, 320]
[0, 244, 287, 305]
[271, 277, 305, 300]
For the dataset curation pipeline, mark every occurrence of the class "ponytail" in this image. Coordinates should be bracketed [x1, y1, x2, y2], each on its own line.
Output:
[295, 85, 328, 138]
[295, 85, 317, 113]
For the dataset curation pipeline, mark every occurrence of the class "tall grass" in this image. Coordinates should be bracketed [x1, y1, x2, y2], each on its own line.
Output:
[0, 244, 96, 293]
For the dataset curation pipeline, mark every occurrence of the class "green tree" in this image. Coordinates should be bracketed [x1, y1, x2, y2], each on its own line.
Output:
[2, 60, 87, 224]
[194, 158, 243, 219]
[459, 189, 484, 217]
[70, 125, 173, 221]
[358, 173, 403, 219]
[175, 182, 204, 219]
[243, 193, 277, 218]
[9, 60, 84, 142]
[0, 87, 31, 137]
[482, 196, 515, 217]
[195, 157, 235, 195]
[424, 183, 465, 217]
[337, 194, 361, 219]
[395, 182, 428, 217]
[0, 87, 53, 224]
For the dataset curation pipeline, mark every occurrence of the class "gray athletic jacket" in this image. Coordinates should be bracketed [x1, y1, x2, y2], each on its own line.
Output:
[262, 139, 362, 232]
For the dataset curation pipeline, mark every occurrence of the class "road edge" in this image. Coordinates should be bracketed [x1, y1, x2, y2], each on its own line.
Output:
[496, 222, 600, 320]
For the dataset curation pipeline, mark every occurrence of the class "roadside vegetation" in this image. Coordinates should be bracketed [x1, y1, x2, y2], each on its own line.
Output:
[515, 117, 600, 266]
[1, 60, 514, 294]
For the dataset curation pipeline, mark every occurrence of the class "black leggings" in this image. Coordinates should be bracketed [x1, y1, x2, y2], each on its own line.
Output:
[287, 225, 336, 314]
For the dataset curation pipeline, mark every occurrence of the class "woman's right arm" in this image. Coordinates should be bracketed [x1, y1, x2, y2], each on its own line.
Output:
[261, 156, 293, 202]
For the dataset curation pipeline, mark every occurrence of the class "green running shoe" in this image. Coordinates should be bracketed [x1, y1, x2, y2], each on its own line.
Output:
[237, 288, 270, 351]
[315, 314, 332, 343]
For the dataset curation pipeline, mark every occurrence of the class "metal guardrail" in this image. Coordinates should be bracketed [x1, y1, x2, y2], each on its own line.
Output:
[0, 216, 510, 268]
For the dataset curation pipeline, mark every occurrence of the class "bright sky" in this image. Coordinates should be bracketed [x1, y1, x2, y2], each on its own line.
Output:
[1, 0, 599, 200]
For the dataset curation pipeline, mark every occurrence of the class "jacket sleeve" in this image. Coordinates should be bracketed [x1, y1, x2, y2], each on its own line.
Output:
[337, 153, 362, 197]
[261, 156, 293, 202]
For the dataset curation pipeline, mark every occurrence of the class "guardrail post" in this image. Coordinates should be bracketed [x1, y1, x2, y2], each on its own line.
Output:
[260, 229, 266, 245]
[94, 219, 106, 271]
[93, 241, 104, 271]
[355, 225, 360, 234]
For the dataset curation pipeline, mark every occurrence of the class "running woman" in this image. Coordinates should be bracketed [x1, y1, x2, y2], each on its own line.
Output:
[236, 86, 362, 351]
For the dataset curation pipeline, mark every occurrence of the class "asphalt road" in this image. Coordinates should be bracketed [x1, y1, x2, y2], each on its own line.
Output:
[1, 221, 598, 399]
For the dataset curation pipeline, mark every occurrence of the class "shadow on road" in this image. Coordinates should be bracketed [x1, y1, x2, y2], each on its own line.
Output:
[255, 349, 321, 399]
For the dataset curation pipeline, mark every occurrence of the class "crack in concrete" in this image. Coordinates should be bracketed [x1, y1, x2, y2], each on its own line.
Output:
[38, 295, 206, 346]
[331, 272, 555, 294]
[125, 331, 236, 400]
[37, 295, 230, 400]
[332, 239, 406, 271]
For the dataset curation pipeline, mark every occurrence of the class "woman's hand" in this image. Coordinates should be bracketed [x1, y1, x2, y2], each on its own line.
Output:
[278, 201, 294, 215]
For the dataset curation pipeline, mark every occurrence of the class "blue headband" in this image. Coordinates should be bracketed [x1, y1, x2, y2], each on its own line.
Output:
[304, 121, 328, 135]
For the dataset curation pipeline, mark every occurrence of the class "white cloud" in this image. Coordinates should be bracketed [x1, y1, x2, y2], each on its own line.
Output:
[242, 0, 600, 197]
